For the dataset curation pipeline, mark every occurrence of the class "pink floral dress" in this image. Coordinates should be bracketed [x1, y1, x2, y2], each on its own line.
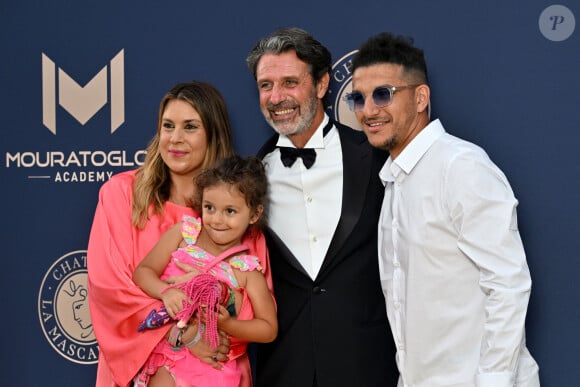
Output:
[136, 215, 264, 387]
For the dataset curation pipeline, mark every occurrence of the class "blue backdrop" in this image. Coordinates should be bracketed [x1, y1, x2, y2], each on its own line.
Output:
[1, 1, 578, 385]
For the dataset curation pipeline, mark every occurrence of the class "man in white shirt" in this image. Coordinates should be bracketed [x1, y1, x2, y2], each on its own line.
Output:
[247, 28, 398, 387]
[348, 32, 540, 386]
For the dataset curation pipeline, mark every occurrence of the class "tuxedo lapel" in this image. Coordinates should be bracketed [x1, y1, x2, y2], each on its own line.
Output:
[256, 133, 279, 159]
[263, 226, 311, 277]
[318, 124, 372, 277]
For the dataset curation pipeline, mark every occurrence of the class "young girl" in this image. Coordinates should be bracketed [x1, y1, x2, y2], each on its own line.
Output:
[132, 155, 277, 387]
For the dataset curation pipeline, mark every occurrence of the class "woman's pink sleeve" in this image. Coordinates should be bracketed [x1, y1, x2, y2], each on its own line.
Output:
[87, 175, 169, 387]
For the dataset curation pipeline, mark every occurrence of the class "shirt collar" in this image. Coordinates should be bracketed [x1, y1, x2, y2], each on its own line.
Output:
[379, 119, 445, 184]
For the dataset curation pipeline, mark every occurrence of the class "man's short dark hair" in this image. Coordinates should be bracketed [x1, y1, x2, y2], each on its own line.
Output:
[352, 32, 429, 84]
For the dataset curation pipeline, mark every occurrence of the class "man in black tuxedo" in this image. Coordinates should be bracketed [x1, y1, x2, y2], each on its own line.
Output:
[246, 27, 398, 387]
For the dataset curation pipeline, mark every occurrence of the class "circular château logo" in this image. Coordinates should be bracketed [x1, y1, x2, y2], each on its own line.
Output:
[38, 250, 99, 364]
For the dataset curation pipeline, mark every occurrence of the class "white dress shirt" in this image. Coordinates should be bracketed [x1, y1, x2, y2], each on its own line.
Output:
[378, 119, 539, 387]
[263, 114, 343, 279]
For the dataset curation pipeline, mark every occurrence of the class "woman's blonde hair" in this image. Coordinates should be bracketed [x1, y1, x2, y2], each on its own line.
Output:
[132, 81, 235, 228]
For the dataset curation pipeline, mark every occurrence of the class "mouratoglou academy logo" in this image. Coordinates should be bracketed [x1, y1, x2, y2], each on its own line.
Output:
[42, 49, 125, 134]
[4, 48, 146, 183]
[325, 50, 361, 131]
[38, 250, 98, 364]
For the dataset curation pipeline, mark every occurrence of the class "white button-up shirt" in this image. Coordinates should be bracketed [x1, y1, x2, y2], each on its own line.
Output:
[378, 119, 539, 387]
[263, 115, 343, 279]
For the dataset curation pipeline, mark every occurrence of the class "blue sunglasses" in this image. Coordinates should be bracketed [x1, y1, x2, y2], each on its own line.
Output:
[344, 84, 420, 112]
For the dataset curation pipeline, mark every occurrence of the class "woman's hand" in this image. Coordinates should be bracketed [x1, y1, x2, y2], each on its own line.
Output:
[182, 324, 230, 369]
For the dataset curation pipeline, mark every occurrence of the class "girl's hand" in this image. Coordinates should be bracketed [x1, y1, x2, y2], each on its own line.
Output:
[217, 305, 232, 327]
[164, 259, 202, 285]
[160, 288, 186, 318]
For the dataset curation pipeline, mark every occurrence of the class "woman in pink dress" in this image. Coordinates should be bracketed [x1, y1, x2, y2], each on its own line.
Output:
[87, 82, 271, 387]
[133, 155, 277, 387]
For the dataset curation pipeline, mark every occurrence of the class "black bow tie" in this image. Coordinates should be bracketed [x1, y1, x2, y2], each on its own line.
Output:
[279, 147, 316, 169]
[277, 120, 334, 169]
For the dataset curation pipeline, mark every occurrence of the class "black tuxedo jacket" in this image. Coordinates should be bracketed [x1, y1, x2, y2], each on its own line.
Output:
[255, 121, 398, 387]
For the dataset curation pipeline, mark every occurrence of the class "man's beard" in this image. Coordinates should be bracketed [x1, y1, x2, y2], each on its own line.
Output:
[264, 93, 318, 137]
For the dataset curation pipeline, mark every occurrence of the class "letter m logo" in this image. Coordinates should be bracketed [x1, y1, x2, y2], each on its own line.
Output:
[42, 49, 124, 135]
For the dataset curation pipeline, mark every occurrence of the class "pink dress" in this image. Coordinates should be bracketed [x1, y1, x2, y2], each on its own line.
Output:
[87, 170, 271, 387]
[136, 215, 264, 387]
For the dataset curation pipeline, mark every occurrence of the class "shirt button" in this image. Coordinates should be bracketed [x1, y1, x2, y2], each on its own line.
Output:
[312, 236, 318, 242]
[394, 302, 401, 309]
[313, 286, 326, 294]
[393, 261, 400, 268]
